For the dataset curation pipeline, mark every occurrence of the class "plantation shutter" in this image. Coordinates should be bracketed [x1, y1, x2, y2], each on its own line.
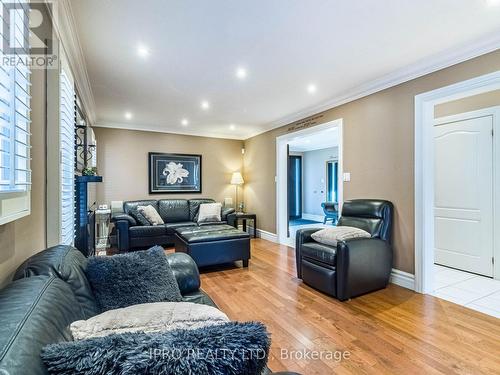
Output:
[60, 57, 75, 245]
[0, 0, 31, 192]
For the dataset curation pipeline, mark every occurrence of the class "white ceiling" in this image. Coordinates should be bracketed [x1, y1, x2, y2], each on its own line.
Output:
[71, 0, 500, 140]
[289, 127, 339, 152]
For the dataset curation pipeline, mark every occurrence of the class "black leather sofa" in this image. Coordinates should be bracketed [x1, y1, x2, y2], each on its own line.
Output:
[296, 199, 393, 301]
[0, 246, 296, 375]
[112, 198, 235, 252]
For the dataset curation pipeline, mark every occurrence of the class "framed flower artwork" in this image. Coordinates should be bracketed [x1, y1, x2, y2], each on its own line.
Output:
[148, 153, 202, 194]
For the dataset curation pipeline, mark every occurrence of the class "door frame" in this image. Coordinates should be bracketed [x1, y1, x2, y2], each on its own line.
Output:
[276, 119, 343, 246]
[414, 70, 500, 293]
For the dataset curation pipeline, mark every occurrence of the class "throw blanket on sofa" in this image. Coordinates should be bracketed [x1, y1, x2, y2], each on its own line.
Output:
[71, 302, 230, 340]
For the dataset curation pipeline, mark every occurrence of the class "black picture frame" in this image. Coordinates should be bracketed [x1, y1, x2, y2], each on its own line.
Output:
[148, 152, 202, 194]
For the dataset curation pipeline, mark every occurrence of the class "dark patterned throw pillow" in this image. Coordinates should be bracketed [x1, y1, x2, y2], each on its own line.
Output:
[129, 208, 151, 226]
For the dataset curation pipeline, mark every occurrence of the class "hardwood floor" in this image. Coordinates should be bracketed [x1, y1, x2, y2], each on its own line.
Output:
[199, 239, 500, 375]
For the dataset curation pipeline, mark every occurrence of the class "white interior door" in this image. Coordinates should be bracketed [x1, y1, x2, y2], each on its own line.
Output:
[434, 114, 494, 276]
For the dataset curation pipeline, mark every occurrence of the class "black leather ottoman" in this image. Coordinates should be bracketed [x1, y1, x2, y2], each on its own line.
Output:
[174, 224, 251, 268]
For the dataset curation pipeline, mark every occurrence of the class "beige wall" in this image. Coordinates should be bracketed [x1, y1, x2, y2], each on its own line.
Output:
[435, 89, 500, 118]
[94, 128, 244, 205]
[0, 67, 47, 287]
[243, 49, 500, 274]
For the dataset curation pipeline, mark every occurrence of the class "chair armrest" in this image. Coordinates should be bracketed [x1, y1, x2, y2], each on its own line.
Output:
[295, 227, 322, 278]
[336, 238, 393, 301]
[221, 207, 235, 221]
[166, 253, 201, 295]
[111, 213, 137, 226]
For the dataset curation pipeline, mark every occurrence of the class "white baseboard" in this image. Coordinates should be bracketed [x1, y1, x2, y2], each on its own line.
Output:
[238, 225, 279, 243]
[256, 228, 279, 243]
[390, 269, 415, 290]
[301, 213, 324, 222]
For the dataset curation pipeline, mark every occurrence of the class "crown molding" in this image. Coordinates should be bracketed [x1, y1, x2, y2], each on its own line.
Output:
[93, 122, 247, 141]
[244, 32, 500, 140]
[48, 0, 96, 124]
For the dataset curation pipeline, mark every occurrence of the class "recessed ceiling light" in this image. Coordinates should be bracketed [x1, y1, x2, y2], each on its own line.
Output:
[181, 118, 189, 126]
[236, 67, 247, 79]
[307, 84, 317, 94]
[137, 45, 149, 58]
[124, 112, 133, 120]
[201, 101, 210, 110]
[229, 124, 236, 130]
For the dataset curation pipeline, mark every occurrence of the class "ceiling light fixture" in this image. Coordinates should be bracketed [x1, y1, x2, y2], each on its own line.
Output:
[137, 45, 149, 58]
[236, 67, 247, 79]
[124, 112, 133, 120]
[201, 100, 210, 110]
[181, 118, 189, 126]
[307, 84, 317, 94]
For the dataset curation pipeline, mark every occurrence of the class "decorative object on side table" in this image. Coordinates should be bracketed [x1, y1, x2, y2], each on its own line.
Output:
[230, 172, 244, 212]
[227, 212, 257, 239]
[149, 152, 202, 193]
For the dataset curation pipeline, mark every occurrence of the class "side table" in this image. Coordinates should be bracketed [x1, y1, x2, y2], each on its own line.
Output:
[227, 212, 257, 239]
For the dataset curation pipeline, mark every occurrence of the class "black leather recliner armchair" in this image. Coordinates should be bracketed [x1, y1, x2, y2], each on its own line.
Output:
[296, 199, 393, 301]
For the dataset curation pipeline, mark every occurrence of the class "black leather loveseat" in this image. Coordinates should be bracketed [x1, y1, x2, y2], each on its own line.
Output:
[112, 198, 235, 252]
[0, 246, 298, 375]
[0, 246, 218, 374]
[296, 199, 393, 301]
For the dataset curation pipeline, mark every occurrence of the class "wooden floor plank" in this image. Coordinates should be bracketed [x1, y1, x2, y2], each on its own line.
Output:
[197, 239, 500, 374]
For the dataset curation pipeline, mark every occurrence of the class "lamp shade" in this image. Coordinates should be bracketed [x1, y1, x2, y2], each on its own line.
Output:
[230, 172, 244, 185]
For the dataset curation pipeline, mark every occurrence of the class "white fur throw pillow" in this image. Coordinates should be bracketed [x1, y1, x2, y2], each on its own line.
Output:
[197, 203, 222, 223]
[137, 205, 164, 225]
[70, 302, 229, 340]
[311, 226, 371, 247]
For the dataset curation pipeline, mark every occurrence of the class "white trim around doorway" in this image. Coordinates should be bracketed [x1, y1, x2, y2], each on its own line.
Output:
[414, 70, 500, 294]
[276, 119, 343, 246]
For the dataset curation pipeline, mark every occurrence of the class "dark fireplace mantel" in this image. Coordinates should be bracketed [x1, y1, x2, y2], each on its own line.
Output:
[75, 175, 102, 256]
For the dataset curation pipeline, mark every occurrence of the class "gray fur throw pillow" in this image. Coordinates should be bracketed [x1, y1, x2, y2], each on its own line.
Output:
[42, 322, 270, 375]
[86, 246, 182, 312]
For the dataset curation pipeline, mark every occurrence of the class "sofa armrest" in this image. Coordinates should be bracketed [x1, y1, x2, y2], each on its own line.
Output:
[166, 253, 201, 295]
[336, 238, 393, 301]
[221, 207, 235, 221]
[111, 213, 137, 226]
[111, 214, 134, 252]
[295, 227, 322, 278]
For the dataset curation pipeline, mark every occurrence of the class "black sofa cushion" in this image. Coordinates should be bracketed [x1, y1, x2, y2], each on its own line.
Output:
[0, 276, 85, 375]
[301, 242, 337, 266]
[158, 199, 190, 222]
[176, 224, 249, 243]
[86, 247, 183, 312]
[129, 224, 168, 238]
[124, 200, 159, 216]
[13, 245, 99, 319]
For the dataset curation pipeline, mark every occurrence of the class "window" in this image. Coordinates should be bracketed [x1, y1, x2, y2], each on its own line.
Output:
[59, 61, 75, 245]
[0, 0, 31, 224]
[326, 160, 338, 202]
